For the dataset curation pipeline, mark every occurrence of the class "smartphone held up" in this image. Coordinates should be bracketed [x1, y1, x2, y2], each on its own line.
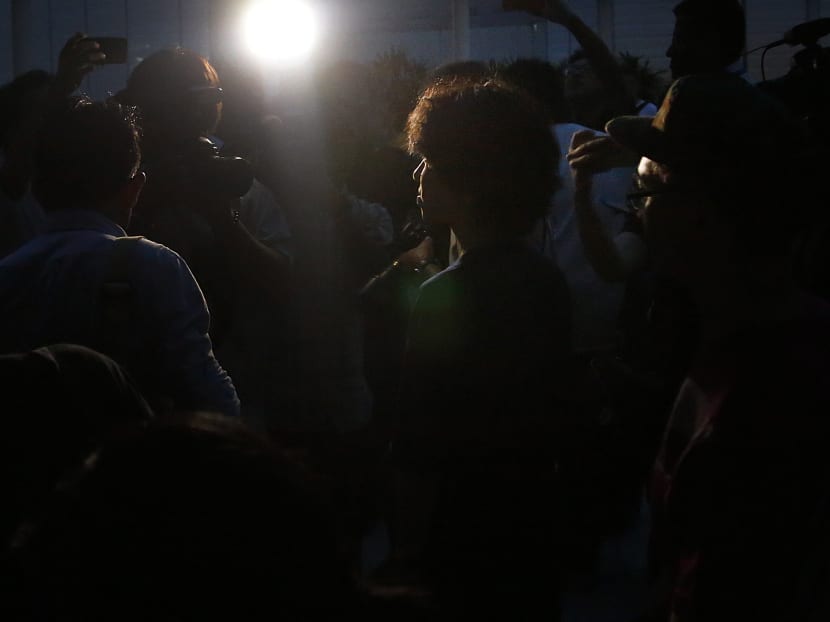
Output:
[90, 37, 128, 64]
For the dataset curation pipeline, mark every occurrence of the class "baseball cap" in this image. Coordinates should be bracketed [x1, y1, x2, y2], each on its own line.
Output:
[605, 72, 799, 173]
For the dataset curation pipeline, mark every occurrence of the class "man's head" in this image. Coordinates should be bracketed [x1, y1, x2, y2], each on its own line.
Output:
[606, 74, 809, 282]
[668, 0, 746, 79]
[119, 49, 222, 156]
[406, 79, 559, 238]
[33, 98, 144, 227]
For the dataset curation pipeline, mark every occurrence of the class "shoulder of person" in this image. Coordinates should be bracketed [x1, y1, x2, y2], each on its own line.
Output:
[122, 236, 199, 285]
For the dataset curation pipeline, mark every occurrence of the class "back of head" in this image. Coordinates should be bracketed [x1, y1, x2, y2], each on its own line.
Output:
[10, 413, 356, 621]
[497, 58, 567, 124]
[671, 0, 746, 76]
[406, 79, 559, 237]
[0, 344, 151, 542]
[32, 97, 140, 212]
[120, 48, 222, 152]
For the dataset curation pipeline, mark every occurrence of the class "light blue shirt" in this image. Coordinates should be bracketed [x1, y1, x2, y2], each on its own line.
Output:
[543, 123, 636, 353]
[0, 209, 239, 416]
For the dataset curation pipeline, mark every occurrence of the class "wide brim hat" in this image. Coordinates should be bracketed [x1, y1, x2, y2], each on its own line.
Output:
[605, 72, 798, 173]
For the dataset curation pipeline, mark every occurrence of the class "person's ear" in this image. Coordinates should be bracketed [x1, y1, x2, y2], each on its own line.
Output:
[113, 172, 145, 228]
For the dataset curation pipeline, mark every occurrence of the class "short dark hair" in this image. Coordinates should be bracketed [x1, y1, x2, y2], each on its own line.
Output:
[673, 0, 746, 63]
[33, 98, 141, 212]
[406, 80, 559, 237]
[497, 58, 568, 123]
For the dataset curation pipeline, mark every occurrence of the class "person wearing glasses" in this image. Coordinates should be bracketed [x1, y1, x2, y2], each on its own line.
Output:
[117, 49, 292, 425]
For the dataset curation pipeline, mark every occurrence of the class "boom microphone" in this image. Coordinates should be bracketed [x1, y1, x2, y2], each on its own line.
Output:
[782, 18, 830, 47]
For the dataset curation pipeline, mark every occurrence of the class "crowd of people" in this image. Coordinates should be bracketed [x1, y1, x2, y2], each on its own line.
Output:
[0, 0, 828, 620]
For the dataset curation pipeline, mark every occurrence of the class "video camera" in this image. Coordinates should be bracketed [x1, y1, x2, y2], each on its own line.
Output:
[177, 136, 255, 199]
[141, 136, 255, 205]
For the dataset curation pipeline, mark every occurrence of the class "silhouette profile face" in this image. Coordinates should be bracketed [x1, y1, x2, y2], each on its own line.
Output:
[414, 157, 461, 226]
[667, 16, 725, 79]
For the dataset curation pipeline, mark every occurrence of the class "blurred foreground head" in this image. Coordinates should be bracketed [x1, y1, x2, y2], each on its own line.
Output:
[7, 413, 357, 621]
[32, 97, 143, 226]
[668, 0, 746, 79]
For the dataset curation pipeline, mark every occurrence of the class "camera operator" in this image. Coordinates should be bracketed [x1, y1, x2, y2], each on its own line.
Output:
[117, 49, 290, 343]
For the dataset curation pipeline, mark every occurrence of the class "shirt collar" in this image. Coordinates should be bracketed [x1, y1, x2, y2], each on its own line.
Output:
[46, 209, 126, 237]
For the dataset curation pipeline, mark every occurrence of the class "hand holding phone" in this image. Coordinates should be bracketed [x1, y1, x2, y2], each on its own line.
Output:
[92, 37, 128, 65]
[54, 33, 105, 94]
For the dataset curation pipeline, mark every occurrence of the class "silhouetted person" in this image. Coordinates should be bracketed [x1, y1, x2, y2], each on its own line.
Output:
[667, 0, 746, 80]
[607, 73, 830, 622]
[118, 49, 290, 344]
[391, 79, 572, 620]
[0, 344, 152, 543]
[0, 98, 239, 416]
[3, 413, 359, 621]
[117, 48, 294, 424]
[0, 35, 107, 257]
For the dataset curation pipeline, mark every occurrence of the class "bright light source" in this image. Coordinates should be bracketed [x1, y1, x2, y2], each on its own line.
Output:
[243, 0, 318, 63]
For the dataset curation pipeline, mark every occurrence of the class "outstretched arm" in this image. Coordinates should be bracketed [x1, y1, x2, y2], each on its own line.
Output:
[51, 33, 105, 98]
[530, 0, 636, 115]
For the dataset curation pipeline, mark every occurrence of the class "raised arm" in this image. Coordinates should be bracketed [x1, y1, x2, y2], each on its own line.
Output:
[530, 0, 636, 115]
[569, 129, 644, 282]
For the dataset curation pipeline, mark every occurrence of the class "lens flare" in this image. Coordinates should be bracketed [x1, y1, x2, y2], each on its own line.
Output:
[243, 0, 318, 63]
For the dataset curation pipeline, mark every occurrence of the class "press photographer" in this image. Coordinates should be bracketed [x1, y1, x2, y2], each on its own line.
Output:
[116, 49, 290, 345]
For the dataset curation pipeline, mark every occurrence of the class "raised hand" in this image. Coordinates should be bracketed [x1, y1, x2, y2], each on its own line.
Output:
[568, 132, 639, 175]
[54, 33, 106, 95]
